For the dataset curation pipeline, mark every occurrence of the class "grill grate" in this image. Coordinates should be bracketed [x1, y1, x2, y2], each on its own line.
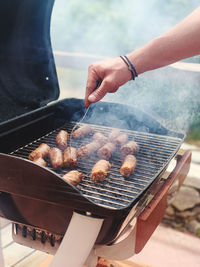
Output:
[10, 122, 182, 210]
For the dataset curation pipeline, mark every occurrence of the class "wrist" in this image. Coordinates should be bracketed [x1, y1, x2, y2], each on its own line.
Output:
[117, 57, 133, 81]
[126, 51, 143, 75]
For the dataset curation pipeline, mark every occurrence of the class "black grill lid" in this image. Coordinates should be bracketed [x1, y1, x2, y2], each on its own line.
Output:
[0, 0, 59, 123]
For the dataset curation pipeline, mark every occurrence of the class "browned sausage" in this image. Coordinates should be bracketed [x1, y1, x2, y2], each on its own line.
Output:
[120, 155, 137, 177]
[114, 134, 128, 147]
[120, 141, 139, 158]
[56, 130, 69, 149]
[63, 147, 78, 168]
[97, 142, 116, 160]
[29, 143, 50, 161]
[72, 124, 93, 139]
[77, 141, 101, 160]
[49, 147, 63, 169]
[91, 160, 111, 182]
[63, 170, 83, 186]
[33, 157, 47, 167]
[93, 132, 108, 146]
[108, 129, 120, 141]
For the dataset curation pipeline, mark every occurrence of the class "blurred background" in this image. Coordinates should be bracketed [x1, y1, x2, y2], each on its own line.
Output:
[50, 0, 200, 144]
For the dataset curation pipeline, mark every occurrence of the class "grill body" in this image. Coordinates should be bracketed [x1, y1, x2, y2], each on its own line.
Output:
[0, 98, 184, 245]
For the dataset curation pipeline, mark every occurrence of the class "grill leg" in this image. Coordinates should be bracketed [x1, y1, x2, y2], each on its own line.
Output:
[49, 212, 103, 267]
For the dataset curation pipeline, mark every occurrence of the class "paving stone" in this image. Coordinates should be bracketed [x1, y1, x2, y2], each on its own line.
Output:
[166, 206, 175, 216]
[172, 186, 199, 211]
[184, 176, 200, 190]
[193, 206, 200, 214]
[187, 220, 200, 234]
[176, 210, 195, 218]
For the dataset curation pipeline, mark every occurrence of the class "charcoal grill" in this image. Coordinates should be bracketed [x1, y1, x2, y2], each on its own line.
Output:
[10, 121, 184, 210]
[0, 1, 192, 267]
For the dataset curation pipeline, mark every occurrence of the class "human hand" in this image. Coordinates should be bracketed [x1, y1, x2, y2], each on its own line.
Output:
[84, 57, 132, 108]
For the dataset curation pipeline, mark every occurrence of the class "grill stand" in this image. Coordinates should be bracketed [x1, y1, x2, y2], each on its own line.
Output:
[49, 212, 103, 267]
[86, 218, 137, 264]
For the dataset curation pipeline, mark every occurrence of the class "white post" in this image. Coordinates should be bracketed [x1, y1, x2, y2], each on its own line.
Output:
[49, 212, 103, 267]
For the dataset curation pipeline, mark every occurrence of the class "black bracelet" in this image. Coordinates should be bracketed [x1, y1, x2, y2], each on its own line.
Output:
[124, 55, 138, 77]
[120, 56, 135, 80]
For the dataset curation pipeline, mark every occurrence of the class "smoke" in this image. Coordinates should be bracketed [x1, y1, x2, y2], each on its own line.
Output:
[50, 0, 200, 133]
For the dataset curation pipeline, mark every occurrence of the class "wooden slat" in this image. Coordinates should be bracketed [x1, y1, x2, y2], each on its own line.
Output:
[13, 251, 48, 267]
[1, 224, 13, 248]
[0, 219, 10, 230]
[3, 242, 34, 267]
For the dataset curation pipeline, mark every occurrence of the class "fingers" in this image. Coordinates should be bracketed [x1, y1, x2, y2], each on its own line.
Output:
[84, 64, 100, 108]
[88, 79, 118, 104]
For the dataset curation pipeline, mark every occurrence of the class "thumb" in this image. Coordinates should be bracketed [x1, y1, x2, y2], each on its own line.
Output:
[88, 79, 110, 103]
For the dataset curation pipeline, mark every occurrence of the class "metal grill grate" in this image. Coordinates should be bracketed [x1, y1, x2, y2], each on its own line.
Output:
[10, 122, 182, 210]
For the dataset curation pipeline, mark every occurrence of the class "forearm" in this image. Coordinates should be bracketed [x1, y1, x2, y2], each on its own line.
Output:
[128, 6, 200, 74]
[85, 6, 200, 106]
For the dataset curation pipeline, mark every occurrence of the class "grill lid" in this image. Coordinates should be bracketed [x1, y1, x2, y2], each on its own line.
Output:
[0, 0, 59, 123]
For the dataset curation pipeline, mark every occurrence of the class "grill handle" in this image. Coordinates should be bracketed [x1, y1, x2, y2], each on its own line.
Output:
[94, 150, 191, 260]
[135, 150, 192, 253]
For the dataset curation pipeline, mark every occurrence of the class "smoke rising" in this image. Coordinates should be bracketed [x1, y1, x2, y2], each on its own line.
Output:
[51, 0, 200, 133]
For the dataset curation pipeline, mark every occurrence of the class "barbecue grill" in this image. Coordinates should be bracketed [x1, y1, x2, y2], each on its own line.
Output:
[0, 1, 192, 267]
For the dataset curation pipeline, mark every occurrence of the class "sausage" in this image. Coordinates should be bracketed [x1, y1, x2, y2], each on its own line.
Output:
[77, 141, 101, 160]
[56, 130, 69, 149]
[63, 147, 78, 168]
[49, 147, 63, 169]
[91, 160, 111, 182]
[63, 170, 83, 186]
[108, 129, 120, 141]
[120, 155, 137, 177]
[120, 141, 139, 157]
[33, 157, 47, 167]
[29, 143, 50, 161]
[114, 134, 128, 147]
[72, 124, 93, 139]
[97, 142, 116, 160]
[93, 132, 108, 146]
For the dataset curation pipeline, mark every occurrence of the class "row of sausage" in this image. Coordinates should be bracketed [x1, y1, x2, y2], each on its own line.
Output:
[28, 125, 139, 186]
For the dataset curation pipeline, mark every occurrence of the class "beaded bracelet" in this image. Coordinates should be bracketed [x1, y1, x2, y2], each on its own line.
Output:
[120, 55, 138, 80]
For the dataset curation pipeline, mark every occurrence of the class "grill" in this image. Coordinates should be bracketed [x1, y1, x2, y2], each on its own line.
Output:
[0, 1, 192, 266]
[10, 121, 183, 210]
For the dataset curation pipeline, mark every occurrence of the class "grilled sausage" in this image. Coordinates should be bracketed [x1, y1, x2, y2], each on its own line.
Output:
[120, 155, 137, 177]
[120, 141, 140, 158]
[114, 134, 128, 147]
[97, 142, 116, 160]
[49, 147, 63, 169]
[108, 129, 120, 141]
[72, 124, 93, 139]
[33, 157, 47, 167]
[78, 141, 101, 160]
[63, 147, 78, 168]
[29, 143, 50, 161]
[56, 130, 69, 149]
[63, 170, 83, 186]
[91, 160, 111, 182]
[93, 132, 108, 146]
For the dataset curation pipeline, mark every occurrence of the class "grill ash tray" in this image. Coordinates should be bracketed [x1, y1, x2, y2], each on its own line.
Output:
[10, 122, 183, 210]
